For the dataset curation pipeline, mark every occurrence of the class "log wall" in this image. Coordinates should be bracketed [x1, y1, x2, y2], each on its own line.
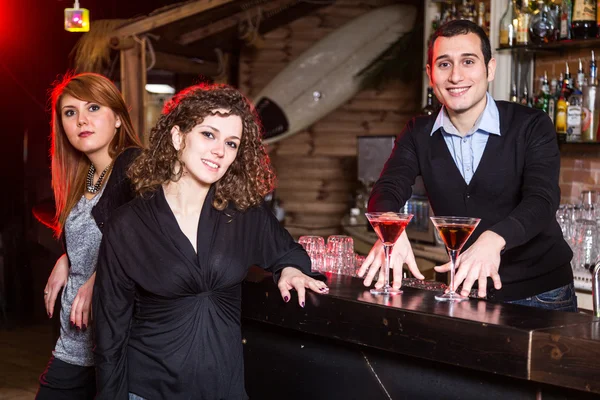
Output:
[239, 0, 422, 238]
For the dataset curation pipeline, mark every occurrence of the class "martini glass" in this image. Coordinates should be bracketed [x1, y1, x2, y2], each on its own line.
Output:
[364, 212, 413, 295]
[430, 216, 481, 302]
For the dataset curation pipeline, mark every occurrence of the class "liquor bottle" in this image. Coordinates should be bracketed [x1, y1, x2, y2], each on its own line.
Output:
[597, 0, 600, 32]
[565, 62, 574, 97]
[517, 0, 532, 45]
[422, 87, 436, 116]
[560, 0, 573, 40]
[520, 84, 532, 107]
[556, 72, 565, 98]
[567, 74, 584, 142]
[500, 0, 517, 47]
[572, 0, 598, 39]
[535, 71, 552, 115]
[556, 77, 570, 143]
[582, 50, 599, 141]
[577, 58, 587, 90]
[549, 0, 562, 24]
[477, 2, 486, 29]
[530, 0, 559, 44]
[548, 74, 557, 123]
[510, 82, 519, 102]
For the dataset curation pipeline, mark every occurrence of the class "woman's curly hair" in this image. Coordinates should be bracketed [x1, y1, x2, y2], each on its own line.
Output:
[128, 83, 275, 211]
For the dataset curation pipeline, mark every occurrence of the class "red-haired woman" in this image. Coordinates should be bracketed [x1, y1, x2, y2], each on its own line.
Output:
[36, 72, 142, 399]
[93, 83, 328, 400]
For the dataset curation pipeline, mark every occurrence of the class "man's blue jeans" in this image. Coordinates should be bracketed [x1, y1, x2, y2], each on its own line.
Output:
[506, 282, 578, 312]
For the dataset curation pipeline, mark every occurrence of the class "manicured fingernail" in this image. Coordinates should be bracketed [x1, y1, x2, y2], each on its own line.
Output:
[82, 324, 87, 332]
[48, 313, 51, 318]
[284, 296, 289, 302]
[76, 326, 80, 331]
[70, 321, 74, 327]
[301, 302, 305, 308]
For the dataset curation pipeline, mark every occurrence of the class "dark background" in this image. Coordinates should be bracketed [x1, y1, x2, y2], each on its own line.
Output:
[0, 0, 173, 323]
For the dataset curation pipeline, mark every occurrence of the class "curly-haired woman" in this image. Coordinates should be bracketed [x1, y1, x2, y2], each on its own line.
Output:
[93, 83, 328, 400]
[37, 72, 142, 399]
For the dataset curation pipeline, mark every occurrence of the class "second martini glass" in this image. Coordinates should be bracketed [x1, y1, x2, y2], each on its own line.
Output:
[364, 212, 413, 295]
[430, 216, 481, 302]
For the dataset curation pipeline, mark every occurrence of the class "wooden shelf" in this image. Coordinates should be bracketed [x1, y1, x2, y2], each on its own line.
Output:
[496, 37, 600, 53]
[559, 141, 600, 153]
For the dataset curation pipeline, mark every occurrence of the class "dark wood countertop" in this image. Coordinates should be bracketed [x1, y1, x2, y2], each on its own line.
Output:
[242, 268, 600, 395]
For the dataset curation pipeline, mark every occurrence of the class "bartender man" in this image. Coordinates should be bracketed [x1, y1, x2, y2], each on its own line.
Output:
[358, 20, 576, 311]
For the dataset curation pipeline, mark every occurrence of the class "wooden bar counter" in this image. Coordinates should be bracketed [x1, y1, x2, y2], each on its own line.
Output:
[241, 267, 600, 399]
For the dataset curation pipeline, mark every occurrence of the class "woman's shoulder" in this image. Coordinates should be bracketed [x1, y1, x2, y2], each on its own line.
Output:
[103, 196, 149, 236]
[114, 147, 142, 172]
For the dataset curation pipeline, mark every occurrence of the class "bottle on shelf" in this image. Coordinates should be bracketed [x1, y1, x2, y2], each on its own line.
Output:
[535, 71, 553, 116]
[565, 62, 575, 96]
[567, 62, 584, 142]
[577, 58, 587, 90]
[560, 0, 573, 40]
[422, 87, 437, 116]
[549, 0, 562, 24]
[520, 84, 533, 107]
[530, 0, 559, 44]
[556, 73, 570, 143]
[517, 0, 532, 45]
[582, 50, 599, 142]
[556, 72, 564, 98]
[499, 0, 517, 47]
[510, 82, 519, 102]
[572, 0, 598, 39]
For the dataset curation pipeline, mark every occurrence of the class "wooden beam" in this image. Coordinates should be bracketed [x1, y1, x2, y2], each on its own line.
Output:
[110, 35, 219, 62]
[153, 52, 220, 76]
[114, 0, 237, 37]
[120, 41, 147, 143]
[178, 0, 297, 45]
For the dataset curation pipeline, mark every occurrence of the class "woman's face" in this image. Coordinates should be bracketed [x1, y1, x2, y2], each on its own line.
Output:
[172, 109, 243, 187]
[60, 94, 120, 157]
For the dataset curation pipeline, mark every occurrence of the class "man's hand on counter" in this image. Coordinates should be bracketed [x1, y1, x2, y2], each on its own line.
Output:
[434, 230, 505, 298]
[357, 230, 425, 289]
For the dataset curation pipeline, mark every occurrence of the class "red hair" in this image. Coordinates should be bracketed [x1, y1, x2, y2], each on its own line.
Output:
[50, 72, 142, 236]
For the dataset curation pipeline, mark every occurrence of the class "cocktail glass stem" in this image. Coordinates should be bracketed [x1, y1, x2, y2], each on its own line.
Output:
[383, 244, 392, 291]
[435, 248, 467, 302]
[370, 243, 402, 295]
[448, 249, 458, 297]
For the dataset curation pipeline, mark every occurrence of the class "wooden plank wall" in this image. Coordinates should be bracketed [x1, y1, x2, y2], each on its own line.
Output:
[239, 0, 422, 238]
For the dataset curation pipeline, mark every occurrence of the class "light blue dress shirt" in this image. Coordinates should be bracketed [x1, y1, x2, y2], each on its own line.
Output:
[430, 92, 501, 184]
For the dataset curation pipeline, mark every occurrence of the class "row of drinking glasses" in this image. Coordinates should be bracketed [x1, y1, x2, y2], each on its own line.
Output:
[557, 203, 599, 272]
[557, 191, 600, 272]
[298, 235, 364, 276]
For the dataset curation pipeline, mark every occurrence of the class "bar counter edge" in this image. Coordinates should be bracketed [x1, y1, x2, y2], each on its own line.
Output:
[241, 267, 600, 397]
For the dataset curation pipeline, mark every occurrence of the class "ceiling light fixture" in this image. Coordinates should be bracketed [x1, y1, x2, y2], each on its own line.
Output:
[64, 0, 90, 32]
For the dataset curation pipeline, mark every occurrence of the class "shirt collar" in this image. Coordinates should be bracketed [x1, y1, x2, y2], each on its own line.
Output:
[430, 92, 501, 137]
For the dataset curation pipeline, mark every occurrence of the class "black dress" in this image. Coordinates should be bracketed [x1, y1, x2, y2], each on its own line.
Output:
[93, 186, 320, 399]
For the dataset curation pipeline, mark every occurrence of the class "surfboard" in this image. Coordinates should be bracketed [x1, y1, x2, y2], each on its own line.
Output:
[253, 4, 417, 144]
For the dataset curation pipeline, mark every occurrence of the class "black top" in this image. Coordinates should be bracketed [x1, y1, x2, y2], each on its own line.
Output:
[93, 186, 321, 400]
[368, 101, 573, 301]
[59, 147, 141, 255]
[91, 147, 141, 232]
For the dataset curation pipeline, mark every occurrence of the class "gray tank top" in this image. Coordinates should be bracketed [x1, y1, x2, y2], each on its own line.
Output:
[54, 187, 104, 366]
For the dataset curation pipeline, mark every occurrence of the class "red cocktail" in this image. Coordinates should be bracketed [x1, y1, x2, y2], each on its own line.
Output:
[430, 216, 481, 302]
[365, 212, 413, 295]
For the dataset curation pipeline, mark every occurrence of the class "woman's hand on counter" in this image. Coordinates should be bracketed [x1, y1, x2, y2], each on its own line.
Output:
[434, 230, 504, 298]
[278, 267, 329, 307]
[357, 230, 425, 289]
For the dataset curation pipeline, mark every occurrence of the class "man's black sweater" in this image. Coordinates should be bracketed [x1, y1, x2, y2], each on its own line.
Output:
[369, 101, 573, 301]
